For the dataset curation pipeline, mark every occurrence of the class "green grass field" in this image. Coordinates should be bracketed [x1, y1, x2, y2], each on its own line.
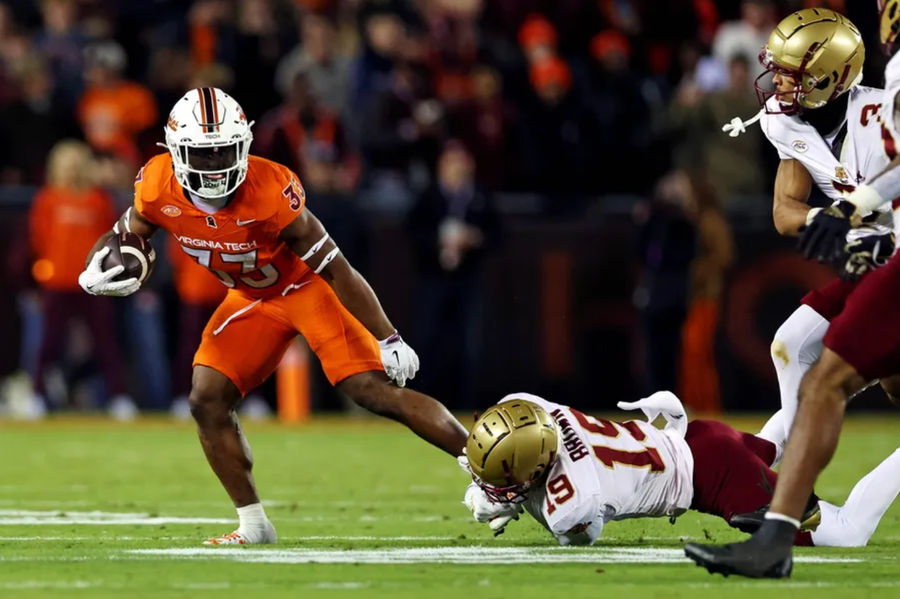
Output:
[0, 414, 897, 598]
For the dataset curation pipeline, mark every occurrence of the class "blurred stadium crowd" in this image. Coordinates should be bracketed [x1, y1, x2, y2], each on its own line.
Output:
[0, 0, 873, 418]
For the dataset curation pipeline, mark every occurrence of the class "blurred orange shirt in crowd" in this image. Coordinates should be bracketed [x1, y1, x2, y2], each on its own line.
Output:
[29, 187, 117, 291]
[77, 82, 158, 160]
[167, 237, 228, 307]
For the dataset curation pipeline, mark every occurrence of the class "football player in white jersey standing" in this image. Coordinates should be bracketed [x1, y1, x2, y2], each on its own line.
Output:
[459, 394, 900, 549]
[686, 3, 900, 577]
[723, 9, 900, 465]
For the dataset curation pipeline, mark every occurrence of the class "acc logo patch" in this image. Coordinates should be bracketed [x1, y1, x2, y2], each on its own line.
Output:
[161, 204, 182, 217]
[792, 139, 808, 153]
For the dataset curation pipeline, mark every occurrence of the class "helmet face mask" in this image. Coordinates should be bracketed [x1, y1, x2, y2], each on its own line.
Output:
[754, 47, 823, 115]
[164, 87, 253, 200]
[755, 8, 864, 115]
[465, 399, 560, 504]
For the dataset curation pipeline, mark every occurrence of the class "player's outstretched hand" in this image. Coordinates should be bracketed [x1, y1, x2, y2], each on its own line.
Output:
[378, 331, 420, 387]
[78, 247, 141, 297]
[840, 228, 895, 281]
[798, 200, 856, 263]
[463, 483, 523, 535]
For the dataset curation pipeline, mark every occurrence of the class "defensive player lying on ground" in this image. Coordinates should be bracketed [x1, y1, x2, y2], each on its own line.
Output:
[460, 393, 900, 548]
[78, 87, 468, 545]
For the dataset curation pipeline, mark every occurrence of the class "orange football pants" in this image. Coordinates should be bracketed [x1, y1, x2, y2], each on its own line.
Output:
[193, 273, 383, 396]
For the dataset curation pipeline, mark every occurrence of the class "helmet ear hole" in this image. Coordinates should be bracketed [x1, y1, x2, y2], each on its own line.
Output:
[816, 76, 831, 90]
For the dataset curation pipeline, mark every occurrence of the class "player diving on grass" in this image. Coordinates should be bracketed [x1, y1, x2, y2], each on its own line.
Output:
[685, 1, 900, 577]
[459, 393, 900, 549]
[76, 87, 468, 545]
[721, 8, 900, 466]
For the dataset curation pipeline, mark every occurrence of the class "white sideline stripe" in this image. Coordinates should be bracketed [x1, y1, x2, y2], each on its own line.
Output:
[0, 536, 198, 541]
[126, 546, 866, 565]
[0, 517, 232, 525]
[0, 509, 230, 526]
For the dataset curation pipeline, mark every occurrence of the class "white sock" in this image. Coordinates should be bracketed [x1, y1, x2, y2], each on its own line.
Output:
[812, 449, 900, 547]
[756, 409, 787, 466]
[769, 305, 829, 442]
[237, 502, 270, 531]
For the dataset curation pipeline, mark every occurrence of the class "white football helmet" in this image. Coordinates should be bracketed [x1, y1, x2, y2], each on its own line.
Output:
[164, 87, 253, 199]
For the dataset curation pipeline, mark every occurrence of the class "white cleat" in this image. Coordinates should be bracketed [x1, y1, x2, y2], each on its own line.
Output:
[203, 521, 277, 546]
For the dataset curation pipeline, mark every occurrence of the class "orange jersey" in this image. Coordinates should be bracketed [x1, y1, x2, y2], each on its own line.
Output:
[30, 186, 117, 290]
[167, 235, 228, 306]
[134, 153, 309, 300]
[77, 81, 158, 156]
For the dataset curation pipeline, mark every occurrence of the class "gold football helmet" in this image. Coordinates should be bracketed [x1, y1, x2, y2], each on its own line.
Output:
[880, 0, 900, 55]
[465, 399, 559, 503]
[756, 8, 864, 114]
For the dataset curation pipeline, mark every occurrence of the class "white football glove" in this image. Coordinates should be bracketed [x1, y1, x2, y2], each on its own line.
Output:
[78, 246, 141, 297]
[617, 390, 688, 437]
[463, 482, 523, 534]
[378, 331, 420, 387]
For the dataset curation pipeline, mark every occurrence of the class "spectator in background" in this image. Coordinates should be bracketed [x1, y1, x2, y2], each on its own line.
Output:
[28, 140, 136, 420]
[275, 12, 352, 117]
[517, 13, 557, 65]
[256, 70, 359, 186]
[408, 141, 500, 409]
[146, 46, 193, 123]
[519, 55, 597, 200]
[678, 174, 734, 414]
[0, 54, 78, 185]
[712, 0, 776, 66]
[77, 40, 158, 165]
[360, 59, 444, 212]
[586, 30, 655, 193]
[227, 0, 296, 121]
[446, 64, 516, 190]
[633, 170, 697, 397]
[33, 0, 86, 108]
[671, 54, 765, 206]
[350, 8, 406, 114]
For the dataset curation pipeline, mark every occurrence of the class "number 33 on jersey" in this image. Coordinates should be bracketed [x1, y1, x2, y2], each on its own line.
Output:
[134, 153, 309, 299]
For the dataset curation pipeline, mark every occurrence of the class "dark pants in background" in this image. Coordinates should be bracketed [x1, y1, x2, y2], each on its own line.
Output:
[34, 289, 126, 399]
[172, 303, 216, 399]
[639, 305, 686, 396]
[414, 272, 484, 409]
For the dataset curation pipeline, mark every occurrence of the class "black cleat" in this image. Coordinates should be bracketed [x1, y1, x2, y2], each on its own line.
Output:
[729, 497, 821, 534]
[685, 517, 797, 579]
[684, 540, 793, 578]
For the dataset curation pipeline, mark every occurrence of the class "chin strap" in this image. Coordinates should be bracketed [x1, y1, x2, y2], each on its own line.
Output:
[722, 109, 764, 137]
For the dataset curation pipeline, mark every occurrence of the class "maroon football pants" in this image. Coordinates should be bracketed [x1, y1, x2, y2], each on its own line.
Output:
[685, 419, 813, 546]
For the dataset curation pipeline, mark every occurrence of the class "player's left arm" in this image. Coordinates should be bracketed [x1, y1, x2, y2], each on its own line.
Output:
[279, 208, 420, 386]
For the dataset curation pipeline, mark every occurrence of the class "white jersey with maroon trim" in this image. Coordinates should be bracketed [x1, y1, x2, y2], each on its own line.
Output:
[759, 86, 892, 209]
[882, 53, 900, 160]
[501, 393, 694, 546]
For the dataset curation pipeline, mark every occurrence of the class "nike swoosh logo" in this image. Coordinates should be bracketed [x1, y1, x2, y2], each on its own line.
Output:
[236, 218, 257, 226]
[392, 350, 400, 366]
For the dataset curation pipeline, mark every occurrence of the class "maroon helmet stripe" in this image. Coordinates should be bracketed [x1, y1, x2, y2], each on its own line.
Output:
[210, 88, 220, 132]
[196, 88, 207, 133]
[199, 87, 216, 133]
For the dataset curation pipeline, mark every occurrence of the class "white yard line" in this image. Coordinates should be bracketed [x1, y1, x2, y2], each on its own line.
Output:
[0, 509, 231, 526]
[126, 546, 867, 565]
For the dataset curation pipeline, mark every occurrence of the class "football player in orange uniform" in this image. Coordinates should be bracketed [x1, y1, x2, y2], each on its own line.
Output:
[78, 87, 468, 544]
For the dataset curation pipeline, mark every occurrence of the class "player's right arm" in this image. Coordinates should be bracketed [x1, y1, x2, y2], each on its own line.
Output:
[772, 158, 814, 236]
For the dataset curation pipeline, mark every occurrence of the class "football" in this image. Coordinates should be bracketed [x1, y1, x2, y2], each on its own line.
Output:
[101, 232, 156, 284]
